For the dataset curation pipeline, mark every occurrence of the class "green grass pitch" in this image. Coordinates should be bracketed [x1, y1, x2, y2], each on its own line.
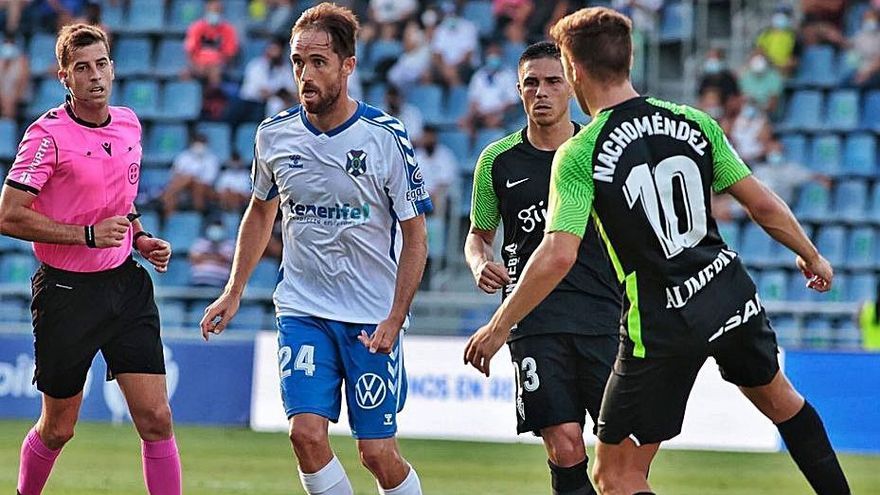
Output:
[1, 420, 878, 494]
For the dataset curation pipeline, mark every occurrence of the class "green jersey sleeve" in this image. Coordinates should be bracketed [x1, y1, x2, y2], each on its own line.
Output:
[547, 136, 595, 238]
[701, 115, 752, 192]
[470, 146, 501, 231]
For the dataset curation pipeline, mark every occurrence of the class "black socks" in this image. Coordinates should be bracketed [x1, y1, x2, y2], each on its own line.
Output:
[549, 458, 597, 495]
[777, 401, 850, 494]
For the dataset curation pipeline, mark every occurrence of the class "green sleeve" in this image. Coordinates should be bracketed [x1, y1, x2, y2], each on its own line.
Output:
[701, 116, 752, 192]
[547, 137, 595, 238]
[470, 147, 501, 231]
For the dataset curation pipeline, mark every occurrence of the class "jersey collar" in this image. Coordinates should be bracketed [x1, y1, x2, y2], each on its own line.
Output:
[64, 96, 112, 128]
[301, 100, 366, 137]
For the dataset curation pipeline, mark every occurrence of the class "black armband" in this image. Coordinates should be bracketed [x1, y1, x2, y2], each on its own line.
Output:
[84, 225, 97, 248]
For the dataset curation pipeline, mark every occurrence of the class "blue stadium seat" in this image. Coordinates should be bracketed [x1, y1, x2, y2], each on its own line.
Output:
[0, 254, 37, 284]
[161, 212, 203, 252]
[570, 99, 590, 124]
[793, 182, 831, 222]
[196, 122, 231, 162]
[120, 80, 160, 119]
[850, 274, 877, 302]
[123, 0, 166, 34]
[502, 41, 526, 68]
[241, 36, 269, 67]
[145, 123, 188, 164]
[159, 81, 202, 121]
[368, 40, 403, 66]
[101, 1, 125, 29]
[0, 234, 30, 253]
[113, 37, 153, 77]
[834, 323, 861, 348]
[803, 317, 834, 348]
[221, 211, 241, 240]
[870, 183, 880, 218]
[841, 133, 877, 177]
[137, 168, 170, 203]
[234, 123, 257, 162]
[834, 179, 868, 221]
[659, 1, 691, 41]
[780, 133, 808, 165]
[792, 45, 839, 88]
[474, 129, 508, 156]
[406, 85, 444, 125]
[740, 224, 775, 265]
[439, 130, 471, 168]
[861, 90, 880, 131]
[433, 86, 470, 127]
[169, 0, 203, 33]
[462, 1, 495, 37]
[138, 210, 161, 234]
[823, 273, 848, 303]
[807, 134, 841, 174]
[779, 90, 823, 132]
[758, 270, 787, 301]
[365, 83, 386, 108]
[716, 220, 741, 252]
[846, 227, 876, 270]
[825, 89, 859, 132]
[158, 300, 186, 326]
[152, 259, 191, 287]
[0, 119, 16, 160]
[815, 225, 846, 266]
[229, 303, 268, 330]
[27, 33, 57, 74]
[27, 80, 66, 118]
[154, 38, 188, 78]
[771, 315, 799, 347]
[0, 299, 29, 322]
[786, 273, 812, 301]
[250, 259, 280, 289]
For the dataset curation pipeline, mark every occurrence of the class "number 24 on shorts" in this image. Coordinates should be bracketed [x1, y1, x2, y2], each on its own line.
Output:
[279, 345, 316, 377]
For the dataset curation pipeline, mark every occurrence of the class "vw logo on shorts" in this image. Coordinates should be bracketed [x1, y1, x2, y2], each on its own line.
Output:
[355, 373, 387, 410]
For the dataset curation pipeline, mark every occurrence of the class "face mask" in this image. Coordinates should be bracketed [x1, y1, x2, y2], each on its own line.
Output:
[205, 225, 225, 242]
[421, 9, 438, 27]
[771, 13, 789, 30]
[742, 105, 757, 119]
[865, 19, 879, 32]
[767, 151, 784, 165]
[703, 58, 722, 74]
[0, 42, 19, 60]
[485, 55, 502, 72]
[750, 56, 768, 73]
[205, 12, 221, 26]
[191, 142, 207, 154]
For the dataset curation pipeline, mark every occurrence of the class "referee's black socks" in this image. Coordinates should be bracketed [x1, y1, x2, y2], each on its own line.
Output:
[777, 401, 850, 494]
[549, 459, 596, 495]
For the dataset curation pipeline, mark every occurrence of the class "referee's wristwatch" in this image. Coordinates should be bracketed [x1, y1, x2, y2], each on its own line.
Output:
[133, 230, 154, 250]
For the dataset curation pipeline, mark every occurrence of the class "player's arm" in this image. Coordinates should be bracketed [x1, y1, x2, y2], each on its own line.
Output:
[465, 140, 590, 376]
[465, 147, 509, 293]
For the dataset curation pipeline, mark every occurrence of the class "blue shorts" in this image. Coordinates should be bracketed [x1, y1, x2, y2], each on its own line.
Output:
[277, 315, 407, 439]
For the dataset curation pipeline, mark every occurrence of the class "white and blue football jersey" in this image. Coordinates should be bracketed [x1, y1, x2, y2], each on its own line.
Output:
[252, 101, 433, 323]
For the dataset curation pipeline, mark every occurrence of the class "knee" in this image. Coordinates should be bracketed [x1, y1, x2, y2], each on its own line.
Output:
[37, 423, 75, 450]
[136, 405, 174, 441]
[358, 442, 400, 476]
[592, 459, 620, 494]
[288, 424, 327, 457]
[546, 435, 586, 466]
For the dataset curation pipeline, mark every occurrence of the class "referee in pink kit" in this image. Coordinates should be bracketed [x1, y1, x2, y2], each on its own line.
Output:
[0, 25, 181, 495]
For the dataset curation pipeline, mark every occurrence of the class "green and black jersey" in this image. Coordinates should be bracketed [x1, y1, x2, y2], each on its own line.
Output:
[548, 96, 758, 358]
[471, 124, 621, 342]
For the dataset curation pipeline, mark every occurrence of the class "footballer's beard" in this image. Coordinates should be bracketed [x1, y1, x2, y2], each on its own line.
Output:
[302, 80, 343, 115]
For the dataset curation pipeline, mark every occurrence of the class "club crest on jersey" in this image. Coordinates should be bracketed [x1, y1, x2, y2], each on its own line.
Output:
[345, 149, 367, 177]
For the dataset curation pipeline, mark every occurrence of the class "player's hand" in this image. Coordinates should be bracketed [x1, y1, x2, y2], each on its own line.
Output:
[797, 254, 833, 293]
[472, 260, 510, 294]
[136, 237, 172, 273]
[93, 215, 131, 248]
[357, 318, 402, 354]
[463, 323, 510, 377]
[200, 291, 241, 341]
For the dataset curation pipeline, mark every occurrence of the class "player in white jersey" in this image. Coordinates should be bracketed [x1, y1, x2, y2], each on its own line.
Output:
[200, 4, 430, 495]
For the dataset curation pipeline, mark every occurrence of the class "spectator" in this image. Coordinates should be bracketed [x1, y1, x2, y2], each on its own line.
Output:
[229, 37, 296, 124]
[698, 48, 739, 106]
[266, 87, 299, 117]
[369, 0, 417, 26]
[414, 125, 458, 217]
[739, 50, 784, 115]
[611, 0, 663, 34]
[723, 94, 772, 164]
[161, 133, 221, 216]
[75, 1, 110, 37]
[22, 0, 86, 32]
[751, 139, 829, 205]
[184, 0, 239, 88]
[0, 31, 29, 119]
[459, 41, 519, 139]
[385, 85, 424, 144]
[387, 21, 431, 92]
[430, 0, 479, 87]
[844, 8, 880, 88]
[493, 0, 533, 42]
[756, 6, 798, 73]
[799, 0, 847, 48]
[188, 218, 235, 288]
[0, 0, 26, 33]
[215, 151, 252, 212]
[263, 0, 297, 37]
[697, 86, 724, 120]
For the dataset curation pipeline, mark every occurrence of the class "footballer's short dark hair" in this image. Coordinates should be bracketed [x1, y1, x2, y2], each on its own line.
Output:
[518, 41, 561, 69]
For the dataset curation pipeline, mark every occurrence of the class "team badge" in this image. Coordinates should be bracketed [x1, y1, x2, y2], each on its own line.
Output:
[345, 149, 367, 177]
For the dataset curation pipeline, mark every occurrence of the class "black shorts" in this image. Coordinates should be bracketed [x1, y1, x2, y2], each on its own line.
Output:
[597, 311, 779, 445]
[31, 257, 165, 399]
[508, 333, 617, 435]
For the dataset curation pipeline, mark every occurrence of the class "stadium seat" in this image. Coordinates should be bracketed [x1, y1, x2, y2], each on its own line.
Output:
[444, 86, 470, 127]
[835, 323, 861, 348]
[739, 224, 775, 265]
[825, 89, 859, 132]
[249, 259, 280, 289]
[221, 211, 242, 240]
[0, 234, 30, 254]
[803, 317, 834, 348]
[158, 300, 186, 326]
[659, 1, 691, 41]
[833, 179, 868, 221]
[758, 270, 787, 301]
[849, 274, 876, 302]
[406, 85, 444, 125]
[137, 168, 170, 203]
[870, 183, 880, 219]
[786, 273, 812, 302]
[779, 90, 823, 132]
[368, 40, 403, 67]
[462, 1, 495, 37]
[847, 227, 876, 270]
[120, 80, 160, 119]
[196, 122, 232, 162]
[815, 225, 846, 266]
[159, 81, 202, 120]
[234, 123, 257, 162]
[27, 33, 57, 74]
[502, 41, 526, 68]
[0, 299, 28, 323]
[824, 273, 848, 303]
[780, 133, 808, 165]
[113, 37, 153, 77]
[841, 133, 877, 176]
[861, 90, 880, 131]
[807, 134, 841, 175]
[161, 211, 203, 252]
[792, 45, 839, 88]
[771, 315, 799, 347]
[716, 220, 741, 252]
[27, 80, 67, 118]
[154, 38, 188, 78]
[138, 210, 161, 235]
[438, 130, 471, 168]
[241, 36, 270, 68]
[0, 119, 16, 160]
[123, 0, 166, 34]
[152, 259, 191, 287]
[169, 0, 203, 33]
[229, 303, 268, 331]
[0, 254, 37, 284]
[145, 123, 188, 164]
[365, 83, 387, 108]
[101, 1, 125, 29]
[474, 129, 508, 156]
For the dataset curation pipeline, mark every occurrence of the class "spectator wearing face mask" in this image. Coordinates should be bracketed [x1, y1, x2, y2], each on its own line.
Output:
[756, 7, 798, 74]
[161, 133, 221, 216]
[459, 41, 519, 140]
[189, 219, 236, 288]
[752, 139, 830, 205]
[739, 50, 784, 115]
[723, 93, 772, 164]
[0, 31, 29, 119]
[229, 37, 296, 124]
[184, 0, 239, 87]
[387, 21, 432, 93]
[215, 151, 252, 212]
[698, 86, 725, 121]
[698, 48, 739, 106]
[844, 9, 880, 88]
[430, 0, 479, 87]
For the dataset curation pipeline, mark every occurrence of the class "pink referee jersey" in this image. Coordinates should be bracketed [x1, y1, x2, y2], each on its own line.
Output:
[6, 101, 142, 272]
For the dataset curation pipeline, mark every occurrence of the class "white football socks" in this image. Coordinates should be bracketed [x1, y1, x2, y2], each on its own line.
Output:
[378, 464, 422, 495]
[298, 456, 354, 495]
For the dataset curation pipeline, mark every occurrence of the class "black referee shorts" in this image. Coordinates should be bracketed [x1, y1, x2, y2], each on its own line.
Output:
[30, 257, 165, 399]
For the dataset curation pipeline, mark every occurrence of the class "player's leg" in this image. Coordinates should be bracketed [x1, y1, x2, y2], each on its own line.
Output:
[541, 423, 592, 495]
[341, 322, 420, 494]
[714, 314, 849, 494]
[593, 438, 660, 495]
[278, 317, 353, 495]
[18, 393, 83, 495]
